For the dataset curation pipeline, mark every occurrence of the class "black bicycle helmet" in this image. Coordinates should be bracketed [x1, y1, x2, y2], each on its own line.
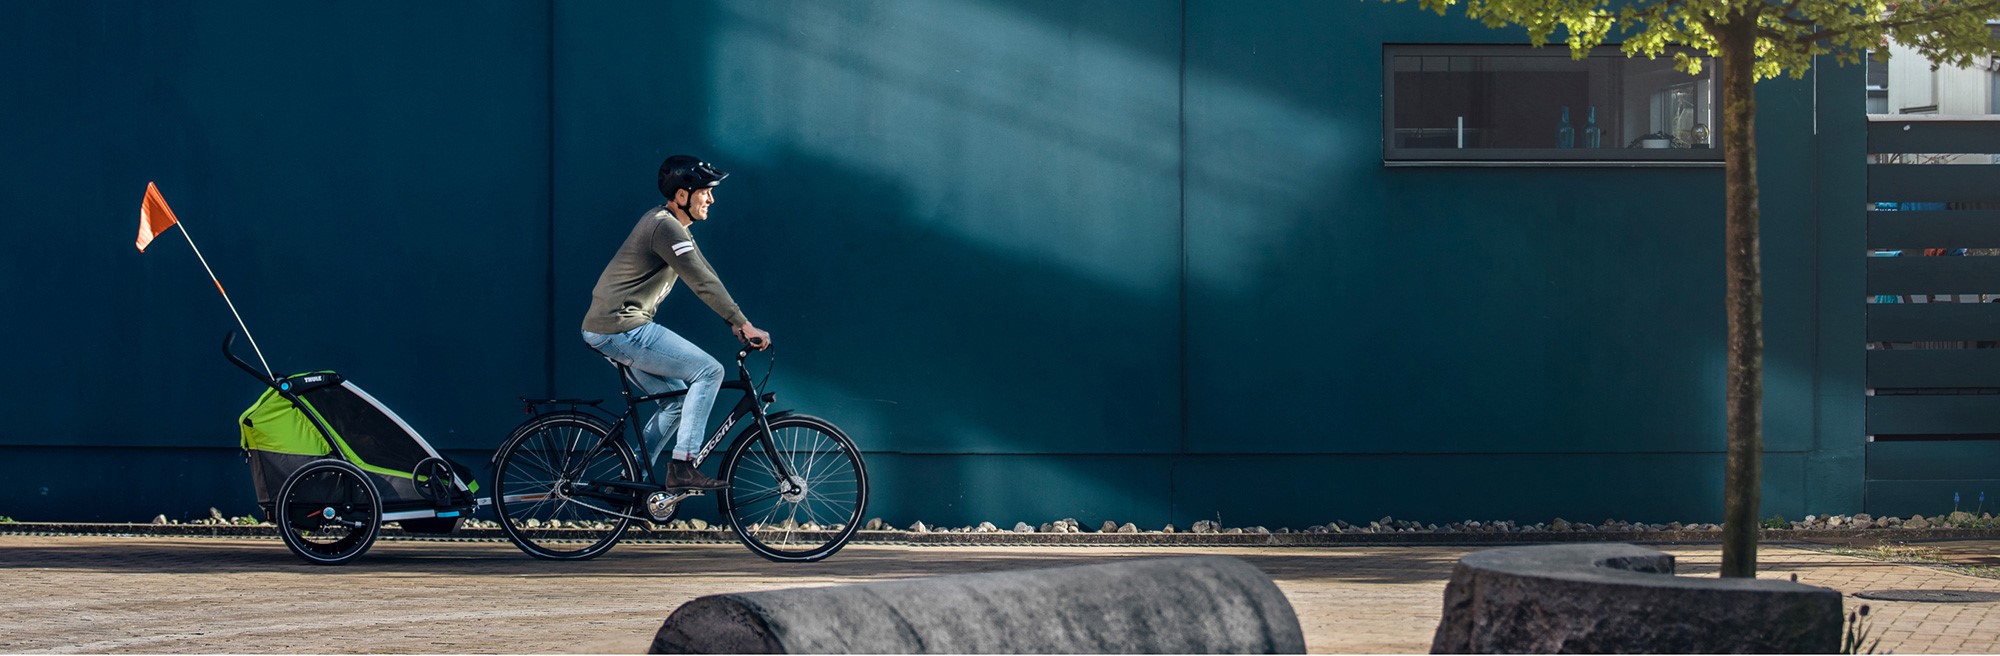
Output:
[658, 155, 728, 198]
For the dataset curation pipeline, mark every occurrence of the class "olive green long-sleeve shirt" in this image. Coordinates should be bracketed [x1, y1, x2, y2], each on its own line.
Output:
[581, 206, 747, 334]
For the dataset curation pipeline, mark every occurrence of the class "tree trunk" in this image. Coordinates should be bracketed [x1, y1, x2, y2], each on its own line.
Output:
[1717, 17, 1764, 580]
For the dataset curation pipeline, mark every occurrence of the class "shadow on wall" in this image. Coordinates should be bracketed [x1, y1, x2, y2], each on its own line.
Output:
[659, 148, 1183, 527]
[534, 0, 1194, 527]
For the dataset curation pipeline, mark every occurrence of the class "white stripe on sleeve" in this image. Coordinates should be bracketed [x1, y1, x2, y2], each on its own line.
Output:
[671, 241, 695, 256]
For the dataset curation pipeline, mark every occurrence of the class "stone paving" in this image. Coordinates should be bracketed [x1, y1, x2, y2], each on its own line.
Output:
[0, 535, 1995, 653]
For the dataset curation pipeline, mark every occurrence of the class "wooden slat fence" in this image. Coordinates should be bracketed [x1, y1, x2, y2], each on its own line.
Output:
[1863, 116, 2000, 515]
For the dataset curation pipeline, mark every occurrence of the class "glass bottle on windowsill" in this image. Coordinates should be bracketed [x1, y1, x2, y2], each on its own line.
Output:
[1581, 106, 1602, 149]
[1557, 106, 1575, 149]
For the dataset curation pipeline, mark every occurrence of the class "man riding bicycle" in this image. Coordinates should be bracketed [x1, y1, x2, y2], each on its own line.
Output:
[580, 155, 770, 492]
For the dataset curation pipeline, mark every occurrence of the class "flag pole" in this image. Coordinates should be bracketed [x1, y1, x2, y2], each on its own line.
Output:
[174, 222, 273, 379]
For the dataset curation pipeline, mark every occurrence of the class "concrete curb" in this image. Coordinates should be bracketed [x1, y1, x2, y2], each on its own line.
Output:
[7, 522, 2000, 546]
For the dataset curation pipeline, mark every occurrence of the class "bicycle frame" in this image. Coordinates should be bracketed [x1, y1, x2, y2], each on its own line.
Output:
[535, 347, 799, 507]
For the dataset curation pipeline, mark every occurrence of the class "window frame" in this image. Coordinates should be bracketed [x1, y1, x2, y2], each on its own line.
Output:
[1382, 44, 1724, 167]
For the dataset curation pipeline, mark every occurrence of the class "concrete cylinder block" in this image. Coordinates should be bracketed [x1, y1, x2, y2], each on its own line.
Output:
[651, 555, 1305, 654]
[1431, 543, 1843, 654]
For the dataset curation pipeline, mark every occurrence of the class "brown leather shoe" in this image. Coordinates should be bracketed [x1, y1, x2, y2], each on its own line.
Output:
[665, 459, 728, 490]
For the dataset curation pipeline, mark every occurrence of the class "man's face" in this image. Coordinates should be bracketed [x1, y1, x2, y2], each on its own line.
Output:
[681, 188, 716, 221]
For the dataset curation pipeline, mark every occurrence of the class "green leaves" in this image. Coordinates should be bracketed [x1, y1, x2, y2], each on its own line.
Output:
[1385, 0, 2000, 79]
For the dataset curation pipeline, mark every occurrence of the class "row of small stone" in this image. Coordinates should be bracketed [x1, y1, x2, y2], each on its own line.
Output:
[871, 512, 2000, 534]
[1768, 511, 1996, 531]
[891, 518, 1670, 535]
[151, 510, 266, 526]
[135, 510, 2000, 533]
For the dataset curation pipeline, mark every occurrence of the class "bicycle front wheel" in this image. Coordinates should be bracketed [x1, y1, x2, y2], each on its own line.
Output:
[493, 411, 637, 560]
[719, 414, 868, 562]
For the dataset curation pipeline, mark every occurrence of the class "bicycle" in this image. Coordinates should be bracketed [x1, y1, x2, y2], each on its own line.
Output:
[489, 344, 868, 562]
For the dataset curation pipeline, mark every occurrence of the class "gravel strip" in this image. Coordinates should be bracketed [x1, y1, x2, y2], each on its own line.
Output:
[7, 521, 2000, 546]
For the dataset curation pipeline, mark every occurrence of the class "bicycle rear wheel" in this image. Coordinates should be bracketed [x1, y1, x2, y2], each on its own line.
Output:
[718, 414, 868, 562]
[493, 411, 637, 560]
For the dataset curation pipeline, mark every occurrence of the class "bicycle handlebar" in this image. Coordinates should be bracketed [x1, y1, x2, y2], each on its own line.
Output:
[736, 342, 776, 392]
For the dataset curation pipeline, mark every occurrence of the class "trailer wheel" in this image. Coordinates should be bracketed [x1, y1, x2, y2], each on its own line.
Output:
[274, 459, 382, 565]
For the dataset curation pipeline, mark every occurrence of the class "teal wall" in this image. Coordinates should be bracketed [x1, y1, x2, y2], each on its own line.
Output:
[0, 1, 1875, 528]
[0, 3, 551, 521]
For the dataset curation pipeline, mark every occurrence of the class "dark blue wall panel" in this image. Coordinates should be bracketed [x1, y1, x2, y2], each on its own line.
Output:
[1813, 59, 1868, 516]
[0, 3, 550, 520]
[1173, 0, 1847, 522]
[1179, 0, 1832, 496]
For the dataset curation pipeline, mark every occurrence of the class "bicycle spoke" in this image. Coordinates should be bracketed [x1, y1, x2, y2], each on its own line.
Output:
[537, 432, 565, 481]
[753, 496, 786, 529]
[729, 488, 786, 511]
[784, 503, 802, 542]
[797, 429, 832, 484]
[513, 449, 563, 482]
[798, 498, 831, 529]
[746, 440, 782, 479]
[730, 476, 784, 498]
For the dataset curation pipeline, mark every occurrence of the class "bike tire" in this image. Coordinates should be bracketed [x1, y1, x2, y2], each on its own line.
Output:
[718, 414, 868, 562]
[493, 411, 637, 560]
[274, 459, 382, 565]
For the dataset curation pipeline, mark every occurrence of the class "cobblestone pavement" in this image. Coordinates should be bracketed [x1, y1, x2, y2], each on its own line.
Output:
[0, 535, 1995, 653]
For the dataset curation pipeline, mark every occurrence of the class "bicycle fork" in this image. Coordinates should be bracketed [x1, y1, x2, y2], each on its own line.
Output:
[695, 399, 805, 503]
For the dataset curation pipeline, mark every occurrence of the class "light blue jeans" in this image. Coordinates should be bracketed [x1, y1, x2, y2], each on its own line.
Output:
[581, 323, 724, 466]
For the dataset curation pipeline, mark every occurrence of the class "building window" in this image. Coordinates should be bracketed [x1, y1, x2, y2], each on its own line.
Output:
[1989, 69, 2000, 115]
[1384, 45, 1720, 163]
[1866, 51, 1889, 115]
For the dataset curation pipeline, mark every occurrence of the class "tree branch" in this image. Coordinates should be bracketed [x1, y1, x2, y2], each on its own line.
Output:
[1694, 8, 1717, 34]
[1776, 0, 1808, 21]
[1625, 0, 1685, 32]
[1796, 0, 2000, 45]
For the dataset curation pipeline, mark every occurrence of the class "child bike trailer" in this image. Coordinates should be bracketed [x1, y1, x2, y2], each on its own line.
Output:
[227, 332, 484, 564]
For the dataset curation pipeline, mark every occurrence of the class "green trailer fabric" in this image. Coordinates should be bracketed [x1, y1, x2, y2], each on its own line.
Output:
[238, 386, 333, 458]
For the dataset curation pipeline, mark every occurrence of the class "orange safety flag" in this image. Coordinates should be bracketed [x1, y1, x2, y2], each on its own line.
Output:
[136, 181, 180, 252]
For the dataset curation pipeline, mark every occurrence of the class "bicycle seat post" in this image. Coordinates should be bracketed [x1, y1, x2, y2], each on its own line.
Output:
[614, 363, 639, 404]
[604, 360, 652, 485]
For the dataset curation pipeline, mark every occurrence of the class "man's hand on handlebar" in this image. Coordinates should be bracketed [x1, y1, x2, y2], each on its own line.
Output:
[734, 321, 772, 350]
